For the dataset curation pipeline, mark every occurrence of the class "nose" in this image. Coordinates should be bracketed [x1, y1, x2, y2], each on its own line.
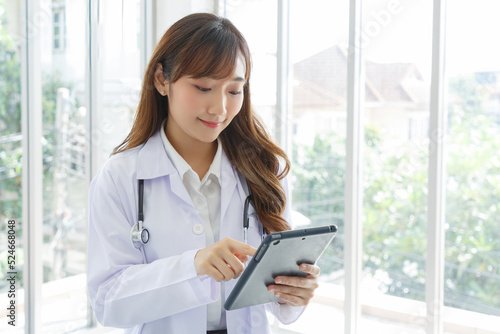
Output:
[208, 91, 227, 117]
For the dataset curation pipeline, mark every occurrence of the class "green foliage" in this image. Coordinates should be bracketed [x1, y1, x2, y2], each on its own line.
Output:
[292, 133, 345, 274]
[0, 0, 22, 224]
[444, 76, 500, 313]
[0, 3, 79, 288]
[0, 2, 21, 136]
[0, 0, 23, 290]
[292, 76, 500, 315]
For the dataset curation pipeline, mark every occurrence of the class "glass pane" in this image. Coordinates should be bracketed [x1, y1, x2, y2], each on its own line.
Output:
[361, 0, 431, 330]
[445, 0, 500, 319]
[40, 0, 89, 331]
[225, 0, 278, 136]
[278, 0, 348, 332]
[93, 0, 142, 168]
[289, 0, 348, 296]
[0, 0, 24, 331]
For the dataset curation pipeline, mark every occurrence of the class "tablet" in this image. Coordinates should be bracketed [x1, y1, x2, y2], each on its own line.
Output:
[224, 224, 337, 310]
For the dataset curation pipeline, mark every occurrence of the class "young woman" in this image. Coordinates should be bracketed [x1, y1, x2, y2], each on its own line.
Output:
[87, 13, 321, 334]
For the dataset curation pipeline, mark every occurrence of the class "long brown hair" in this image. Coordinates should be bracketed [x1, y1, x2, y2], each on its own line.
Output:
[113, 13, 290, 233]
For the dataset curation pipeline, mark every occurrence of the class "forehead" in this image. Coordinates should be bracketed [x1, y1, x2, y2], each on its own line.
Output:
[232, 56, 246, 79]
[191, 55, 247, 82]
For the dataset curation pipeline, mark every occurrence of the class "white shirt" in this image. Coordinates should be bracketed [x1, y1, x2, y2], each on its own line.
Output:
[160, 124, 226, 330]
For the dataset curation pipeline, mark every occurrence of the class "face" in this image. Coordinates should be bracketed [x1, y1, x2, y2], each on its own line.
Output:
[161, 57, 246, 148]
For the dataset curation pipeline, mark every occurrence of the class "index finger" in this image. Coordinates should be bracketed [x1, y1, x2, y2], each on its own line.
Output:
[226, 238, 257, 256]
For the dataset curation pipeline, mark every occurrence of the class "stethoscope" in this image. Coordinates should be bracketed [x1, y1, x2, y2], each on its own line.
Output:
[131, 179, 255, 249]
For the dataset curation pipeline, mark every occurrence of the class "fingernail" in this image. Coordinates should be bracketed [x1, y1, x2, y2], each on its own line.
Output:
[300, 264, 308, 270]
[275, 293, 281, 298]
[269, 286, 275, 291]
[275, 278, 282, 284]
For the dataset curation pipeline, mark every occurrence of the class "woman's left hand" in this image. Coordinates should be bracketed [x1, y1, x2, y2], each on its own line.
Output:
[266, 263, 320, 307]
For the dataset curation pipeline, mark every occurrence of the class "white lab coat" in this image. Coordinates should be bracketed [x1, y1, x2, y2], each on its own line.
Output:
[87, 130, 304, 333]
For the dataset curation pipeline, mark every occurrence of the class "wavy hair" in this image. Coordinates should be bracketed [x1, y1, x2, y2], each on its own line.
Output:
[112, 13, 290, 233]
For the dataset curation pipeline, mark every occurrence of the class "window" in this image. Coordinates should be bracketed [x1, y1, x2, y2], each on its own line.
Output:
[444, 0, 500, 317]
[3, 1, 500, 333]
[361, 1, 431, 330]
[52, 4, 66, 51]
[41, 0, 88, 331]
[0, 0, 24, 330]
[0, 0, 143, 332]
[93, 0, 142, 168]
[224, 0, 278, 136]
[288, 0, 349, 328]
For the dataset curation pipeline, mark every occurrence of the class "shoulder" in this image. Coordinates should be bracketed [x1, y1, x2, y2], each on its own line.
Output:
[90, 145, 143, 192]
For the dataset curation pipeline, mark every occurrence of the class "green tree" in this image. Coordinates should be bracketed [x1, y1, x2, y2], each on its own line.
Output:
[444, 76, 500, 314]
[0, 0, 22, 222]
[292, 75, 500, 315]
[292, 133, 345, 275]
[0, 0, 23, 291]
[0, 1, 80, 289]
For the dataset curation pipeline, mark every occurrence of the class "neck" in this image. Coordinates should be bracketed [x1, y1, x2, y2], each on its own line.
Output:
[165, 127, 217, 180]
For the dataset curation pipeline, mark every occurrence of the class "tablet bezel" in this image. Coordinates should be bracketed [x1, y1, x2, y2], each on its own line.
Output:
[224, 224, 337, 310]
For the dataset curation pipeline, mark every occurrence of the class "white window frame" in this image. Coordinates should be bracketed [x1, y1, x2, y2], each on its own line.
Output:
[426, 0, 447, 332]
[21, 0, 43, 332]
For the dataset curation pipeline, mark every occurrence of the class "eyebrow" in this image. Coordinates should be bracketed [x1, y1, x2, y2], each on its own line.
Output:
[230, 76, 246, 83]
[191, 76, 246, 83]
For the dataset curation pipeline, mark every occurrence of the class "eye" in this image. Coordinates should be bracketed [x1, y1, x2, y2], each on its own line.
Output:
[195, 85, 211, 92]
[229, 90, 242, 95]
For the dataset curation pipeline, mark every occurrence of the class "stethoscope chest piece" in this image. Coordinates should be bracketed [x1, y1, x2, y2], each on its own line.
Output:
[131, 220, 149, 249]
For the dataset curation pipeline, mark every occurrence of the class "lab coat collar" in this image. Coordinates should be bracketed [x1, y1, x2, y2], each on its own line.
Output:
[136, 131, 176, 180]
[136, 130, 241, 219]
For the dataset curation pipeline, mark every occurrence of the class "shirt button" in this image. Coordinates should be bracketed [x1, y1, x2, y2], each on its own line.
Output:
[193, 223, 204, 235]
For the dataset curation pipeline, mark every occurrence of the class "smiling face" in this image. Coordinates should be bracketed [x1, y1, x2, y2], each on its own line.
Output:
[162, 56, 246, 149]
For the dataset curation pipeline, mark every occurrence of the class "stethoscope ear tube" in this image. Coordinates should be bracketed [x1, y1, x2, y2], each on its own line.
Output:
[243, 194, 253, 229]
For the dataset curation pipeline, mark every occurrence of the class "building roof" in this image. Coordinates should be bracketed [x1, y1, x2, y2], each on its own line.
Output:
[293, 45, 428, 109]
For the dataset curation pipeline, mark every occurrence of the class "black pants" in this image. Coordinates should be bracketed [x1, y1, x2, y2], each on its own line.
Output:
[207, 330, 227, 334]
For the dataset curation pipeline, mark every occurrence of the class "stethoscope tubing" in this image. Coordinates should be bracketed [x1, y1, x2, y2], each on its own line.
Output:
[132, 177, 257, 249]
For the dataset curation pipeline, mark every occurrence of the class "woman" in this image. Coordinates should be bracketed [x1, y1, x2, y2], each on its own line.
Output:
[87, 13, 321, 334]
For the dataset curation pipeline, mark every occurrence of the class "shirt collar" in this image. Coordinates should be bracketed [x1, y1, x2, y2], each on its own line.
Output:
[160, 120, 222, 184]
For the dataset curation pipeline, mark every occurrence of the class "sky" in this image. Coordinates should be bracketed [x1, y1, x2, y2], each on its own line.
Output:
[223, 0, 500, 106]
[287, 0, 500, 78]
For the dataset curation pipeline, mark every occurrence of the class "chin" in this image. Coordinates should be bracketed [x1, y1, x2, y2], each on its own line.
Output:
[196, 133, 220, 143]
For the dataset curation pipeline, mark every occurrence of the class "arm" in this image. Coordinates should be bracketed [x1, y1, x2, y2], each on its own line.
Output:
[87, 169, 217, 328]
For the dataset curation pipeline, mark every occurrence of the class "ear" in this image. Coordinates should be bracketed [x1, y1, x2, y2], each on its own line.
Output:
[153, 63, 169, 96]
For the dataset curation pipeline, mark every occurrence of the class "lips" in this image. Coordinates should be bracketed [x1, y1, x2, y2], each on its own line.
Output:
[199, 119, 222, 128]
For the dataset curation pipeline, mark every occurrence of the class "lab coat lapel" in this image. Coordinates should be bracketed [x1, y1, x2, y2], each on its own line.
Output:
[136, 131, 194, 207]
[169, 174, 195, 208]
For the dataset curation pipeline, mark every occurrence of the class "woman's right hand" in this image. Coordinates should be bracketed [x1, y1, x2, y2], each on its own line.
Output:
[194, 237, 256, 282]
